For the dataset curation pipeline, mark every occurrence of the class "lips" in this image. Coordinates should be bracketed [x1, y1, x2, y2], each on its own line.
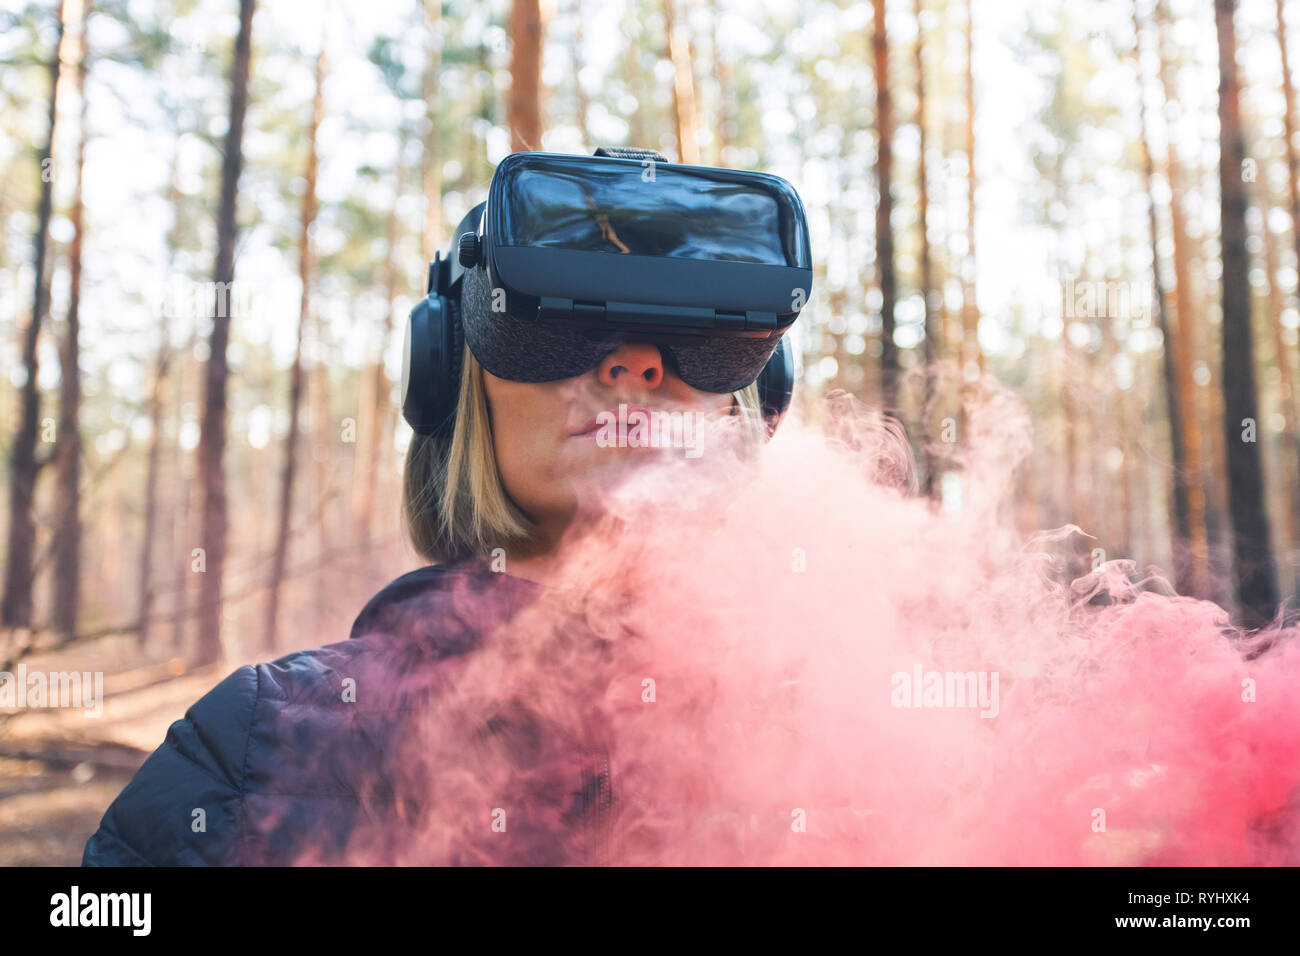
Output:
[568, 405, 655, 437]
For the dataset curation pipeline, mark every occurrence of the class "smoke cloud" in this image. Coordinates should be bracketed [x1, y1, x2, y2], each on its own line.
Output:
[328, 382, 1300, 865]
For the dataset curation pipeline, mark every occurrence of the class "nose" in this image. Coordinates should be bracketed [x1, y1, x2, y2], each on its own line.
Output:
[596, 342, 664, 392]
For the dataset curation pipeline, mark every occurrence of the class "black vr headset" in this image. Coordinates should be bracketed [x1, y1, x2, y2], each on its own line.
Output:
[401, 146, 812, 440]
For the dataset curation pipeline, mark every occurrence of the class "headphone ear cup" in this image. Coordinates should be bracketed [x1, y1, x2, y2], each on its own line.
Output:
[402, 292, 464, 437]
[755, 334, 795, 439]
[401, 298, 429, 434]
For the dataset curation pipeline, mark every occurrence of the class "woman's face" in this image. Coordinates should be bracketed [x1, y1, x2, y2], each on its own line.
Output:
[482, 342, 734, 536]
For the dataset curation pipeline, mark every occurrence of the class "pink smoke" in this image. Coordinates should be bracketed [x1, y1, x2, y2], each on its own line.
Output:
[342, 381, 1300, 866]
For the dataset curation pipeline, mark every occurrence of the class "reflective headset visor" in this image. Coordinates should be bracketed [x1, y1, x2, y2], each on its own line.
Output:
[459, 151, 812, 394]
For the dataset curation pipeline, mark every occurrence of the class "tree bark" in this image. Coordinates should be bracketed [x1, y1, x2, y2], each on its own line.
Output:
[264, 47, 323, 653]
[1277, 0, 1300, 313]
[1215, 0, 1280, 628]
[663, 0, 700, 164]
[1131, 0, 1193, 582]
[916, 0, 939, 499]
[709, 3, 729, 164]
[137, 131, 184, 649]
[169, 330, 198, 653]
[196, 0, 255, 665]
[3, 0, 67, 631]
[310, 322, 332, 622]
[961, 0, 981, 381]
[570, 0, 590, 146]
[138, 344, 169, 647]
[421, 0, 442, 262]
[507, 0, 543, 152]
[1252, 168, 1300, 598]
[1273, 0, 1300, 594]
[52, 0, 93, 644]
[356, 182, 401, 552]
[873, 0, 898, 413]
[1155, 0, 1210, 596]
[622, 6, 646, 149]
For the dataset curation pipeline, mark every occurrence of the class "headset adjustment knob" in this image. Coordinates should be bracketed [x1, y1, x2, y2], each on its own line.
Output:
[458, 233, 480, 268]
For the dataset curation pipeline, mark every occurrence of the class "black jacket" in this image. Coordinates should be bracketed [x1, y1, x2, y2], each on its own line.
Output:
[81, 560, 614, 865]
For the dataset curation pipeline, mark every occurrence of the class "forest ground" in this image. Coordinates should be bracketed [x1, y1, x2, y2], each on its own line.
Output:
[0, 636, 222, 866]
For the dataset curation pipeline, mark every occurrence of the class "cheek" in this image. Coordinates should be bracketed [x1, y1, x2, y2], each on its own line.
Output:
[505, 418, 561, 478]
[486, 381, 572, 499]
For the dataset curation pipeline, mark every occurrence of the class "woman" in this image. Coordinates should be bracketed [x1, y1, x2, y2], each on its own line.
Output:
[80, 335, 771, 866]
[83, 148, 803, 865]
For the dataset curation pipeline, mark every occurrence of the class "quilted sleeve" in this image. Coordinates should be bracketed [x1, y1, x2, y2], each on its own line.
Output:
[81, 664, 260, 866]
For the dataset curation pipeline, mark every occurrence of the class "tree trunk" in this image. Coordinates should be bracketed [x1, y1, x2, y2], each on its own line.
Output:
[1277, 0, 1300, 314]
[311, 330, 333, 622]
[961, 0, 981, 381]
[138, 343, 168, 647]
[873, 0, 898, 413]
[1155, 0, 1210, 596]
[52, 0, 93, 644]
[622, 6, 646, 149]
[1252, 169, 1300, 598]
[1215, 0, 1280, 628]
[1062, 299, 1082, 535]
[356, 185, 401, 552]
[570, 0, 590, 146]
[663, 0, 700, 164]
[196, 0, 255, 665]
[1131, 0, 1193, 582]
[3, 0, 67, 631]
[264, 47, 323, 654]
[137, 133, 185, 649]
[507, 0, 543, 152]
[916, 0, 939, 499]
[170, 331, 197, 653]
[1102, 311, 1134, 559]
[709, 3, 729, 164]
[421, 0, 442, 262]
[1131, 356, 1155, 567]
[1273, 0, 1300, 595]
[470, 38, 492, 183]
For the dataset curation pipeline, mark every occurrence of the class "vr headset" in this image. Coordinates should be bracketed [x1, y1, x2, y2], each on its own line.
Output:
[401, 146, 812, 440]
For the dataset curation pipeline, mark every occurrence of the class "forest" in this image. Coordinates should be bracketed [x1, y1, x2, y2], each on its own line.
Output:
[1, 0, 1298, 864]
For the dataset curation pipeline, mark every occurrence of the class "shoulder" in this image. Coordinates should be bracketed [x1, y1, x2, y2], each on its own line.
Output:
[83, 562, 541, 866]
[82, 647, 398, 867]
[226, 559, 542, 708]
[82, 664, 260, 866]
[348, 560, 544, 651]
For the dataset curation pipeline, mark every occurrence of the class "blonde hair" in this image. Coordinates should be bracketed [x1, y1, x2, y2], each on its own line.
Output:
[402, 342, 768, 564]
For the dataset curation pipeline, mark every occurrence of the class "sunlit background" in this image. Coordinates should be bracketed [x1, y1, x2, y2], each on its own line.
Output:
[1, 0, 1298, 861]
